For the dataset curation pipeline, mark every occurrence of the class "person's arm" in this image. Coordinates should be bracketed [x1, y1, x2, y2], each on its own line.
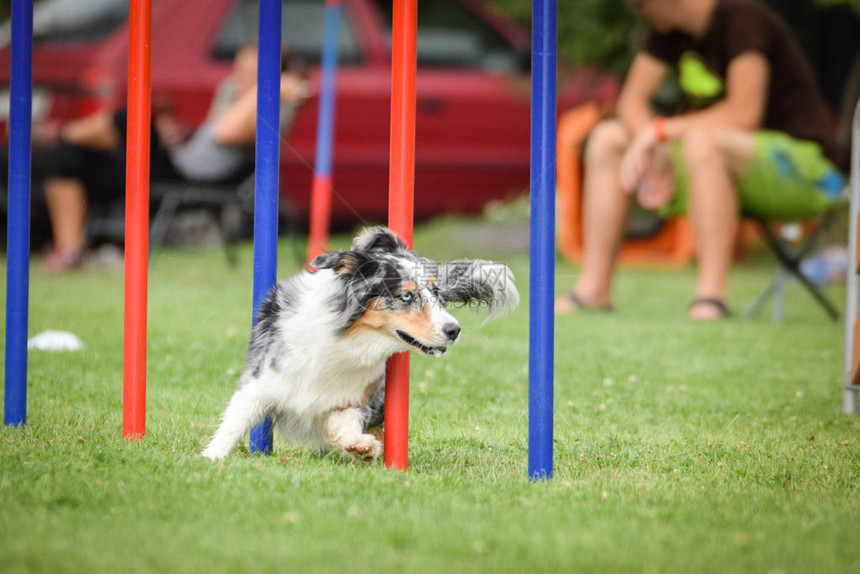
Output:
[213, 74, 310, 147]
[617, 52, 671, 136]
[620, 51, 770, 191]
[61, 111, 121, 151]
[662, 51, 769, 136]
[279, 73, 311, 105]
[212, 86, 258, 147]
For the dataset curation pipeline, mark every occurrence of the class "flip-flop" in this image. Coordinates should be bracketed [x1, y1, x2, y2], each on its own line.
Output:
[555, 291, 615, 314]
[43, 249, 84, 273]
[688, 297, 731, 319]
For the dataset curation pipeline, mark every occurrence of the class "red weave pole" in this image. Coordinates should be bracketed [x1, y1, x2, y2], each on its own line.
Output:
[123, 0, 152, 440]
[306, 175, 332, 266]
[384, 0, 417, 471]
[305, 0, 343, 267]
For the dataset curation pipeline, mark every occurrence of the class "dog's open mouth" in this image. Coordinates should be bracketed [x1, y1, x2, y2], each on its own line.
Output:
[396, 330, 447, 358]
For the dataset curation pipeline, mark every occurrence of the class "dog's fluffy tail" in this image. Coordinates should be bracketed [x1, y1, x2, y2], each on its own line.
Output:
[435, 259, 520, 324]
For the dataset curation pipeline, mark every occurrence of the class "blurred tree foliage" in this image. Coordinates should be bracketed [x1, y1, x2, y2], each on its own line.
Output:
[487, 0, 860, 76]
[489, 0, 639, 75]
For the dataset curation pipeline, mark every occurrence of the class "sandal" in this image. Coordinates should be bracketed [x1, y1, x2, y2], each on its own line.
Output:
[555, 291, 614, 314]
[43, 249, 84, 273]
[688, 297, 731, 320]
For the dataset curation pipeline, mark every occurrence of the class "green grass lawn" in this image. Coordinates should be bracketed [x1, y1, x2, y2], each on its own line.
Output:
[1, 217, 857, 573]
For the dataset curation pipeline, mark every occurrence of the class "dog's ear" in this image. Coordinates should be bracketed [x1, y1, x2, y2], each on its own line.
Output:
[310, 251, 360, 275]
[352, 226, 408, 254]
[435, 259, 520, 324]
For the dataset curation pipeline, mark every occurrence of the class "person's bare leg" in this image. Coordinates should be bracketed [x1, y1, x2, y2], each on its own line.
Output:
[682, 128, 754, 320]
[556, 120, 632, 313]
[41, 111, 120, 268]
[45, 177, 88, 255]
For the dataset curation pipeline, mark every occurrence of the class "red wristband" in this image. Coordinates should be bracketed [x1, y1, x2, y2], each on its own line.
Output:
[652, 117, 668, 143]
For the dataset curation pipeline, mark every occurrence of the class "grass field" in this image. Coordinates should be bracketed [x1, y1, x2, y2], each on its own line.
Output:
[1, 217, 857, 573]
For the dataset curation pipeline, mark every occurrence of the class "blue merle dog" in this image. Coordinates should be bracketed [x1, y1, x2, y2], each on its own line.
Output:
[202, 226, 519, 461]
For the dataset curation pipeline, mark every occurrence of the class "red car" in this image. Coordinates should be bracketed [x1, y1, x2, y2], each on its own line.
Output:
[0, 0, 617, 223]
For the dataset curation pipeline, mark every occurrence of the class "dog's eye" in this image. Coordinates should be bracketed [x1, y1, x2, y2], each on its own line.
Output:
[400, 291, 414, 304]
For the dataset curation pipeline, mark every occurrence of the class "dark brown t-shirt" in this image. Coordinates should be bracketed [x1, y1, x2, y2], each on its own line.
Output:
[643, 0, 837, 162]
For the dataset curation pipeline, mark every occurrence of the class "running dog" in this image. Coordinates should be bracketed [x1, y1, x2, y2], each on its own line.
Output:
[202, 226, 519, 461]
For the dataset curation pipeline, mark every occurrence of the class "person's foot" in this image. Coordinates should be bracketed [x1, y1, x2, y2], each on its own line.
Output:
[43, 248, 84, 272]
[688, 297, 731, 321]
[88, 244, 124, 270]
[554, 291, 614, 315]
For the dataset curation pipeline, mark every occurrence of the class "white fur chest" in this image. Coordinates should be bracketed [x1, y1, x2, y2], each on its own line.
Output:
[258, 271, 396, 419]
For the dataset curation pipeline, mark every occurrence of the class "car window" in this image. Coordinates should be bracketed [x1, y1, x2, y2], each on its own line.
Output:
[212, 0, 363, 67]
[0, 0, 129, 47]
[372, 0, 519, 72]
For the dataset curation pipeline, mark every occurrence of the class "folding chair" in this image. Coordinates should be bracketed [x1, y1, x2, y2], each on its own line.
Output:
[743, 212, 842, 323]
[85, 175, 251, 267]
[148, 174, 254, 267]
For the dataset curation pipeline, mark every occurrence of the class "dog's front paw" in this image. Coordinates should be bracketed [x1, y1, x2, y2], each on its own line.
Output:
[342, 434, 382, 462]
[201, 444, 230, 461]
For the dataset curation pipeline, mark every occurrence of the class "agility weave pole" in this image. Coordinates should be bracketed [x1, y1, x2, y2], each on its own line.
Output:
[306, 0, 343, 265]
[249, 0, 284, 454]
[528, 0, 557, 480]
[4, 0, 33, 428]
[843, 98, 860, 415]
[383, 0, 418, 471]
[123, 0, 152, 440]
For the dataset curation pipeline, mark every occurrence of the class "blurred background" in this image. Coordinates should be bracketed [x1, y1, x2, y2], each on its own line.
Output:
[0, 0, 857, 254]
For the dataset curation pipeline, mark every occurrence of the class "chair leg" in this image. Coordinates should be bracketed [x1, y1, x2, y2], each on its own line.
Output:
[844, 385, 859, 415]
[787, 261, 841, 321]
[755, 220, 840, 322]
[744, 271, 782, 320]
[771, 267, 787, 323]
[220, 202, 241, 268]
[149, 193, 181, 259]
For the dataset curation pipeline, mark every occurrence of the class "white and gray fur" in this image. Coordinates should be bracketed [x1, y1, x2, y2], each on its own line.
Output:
[202, 226, 519, 461]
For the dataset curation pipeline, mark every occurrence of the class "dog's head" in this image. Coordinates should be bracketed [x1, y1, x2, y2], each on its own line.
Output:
[311, 226, 519, 357]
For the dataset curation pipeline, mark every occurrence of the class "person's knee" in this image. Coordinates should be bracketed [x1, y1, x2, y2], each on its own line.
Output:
[44, 140, 90, 179]
[681, 128, 722, 167]
[585, 120, 628, 166]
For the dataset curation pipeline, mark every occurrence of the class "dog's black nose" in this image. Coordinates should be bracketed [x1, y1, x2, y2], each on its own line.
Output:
[443, 323, 461, 341]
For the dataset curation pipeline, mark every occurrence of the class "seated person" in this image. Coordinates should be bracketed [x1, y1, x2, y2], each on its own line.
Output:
[555, 0, 844, 320]
[42, 43, 309, 271]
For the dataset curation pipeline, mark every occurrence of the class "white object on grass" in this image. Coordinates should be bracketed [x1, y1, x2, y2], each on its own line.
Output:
[27, 330, 85, 352]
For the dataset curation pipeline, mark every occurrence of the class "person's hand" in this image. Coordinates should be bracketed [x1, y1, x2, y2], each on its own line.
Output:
[636, 144, 675, 210]
[60, 111, 120, 151]
[154, 112, 185, 151]
[619, 123, 659, 193]
[280, 74, 311, 104]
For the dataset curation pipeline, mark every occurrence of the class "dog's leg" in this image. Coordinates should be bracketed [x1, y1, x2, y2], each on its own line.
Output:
[323, 407, 382, 462]
[202, 385, 267, 460]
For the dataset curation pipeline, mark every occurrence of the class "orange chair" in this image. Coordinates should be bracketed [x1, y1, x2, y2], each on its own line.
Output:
[556, 103, 697, 266]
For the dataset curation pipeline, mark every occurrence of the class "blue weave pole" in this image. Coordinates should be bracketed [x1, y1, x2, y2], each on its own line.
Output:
[315, 0, 341, 181]
[4, 0, 34, 427]
[528, 0, 557, 481]
[249, 0, 282, 454]
[305, 0, 342, 261]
